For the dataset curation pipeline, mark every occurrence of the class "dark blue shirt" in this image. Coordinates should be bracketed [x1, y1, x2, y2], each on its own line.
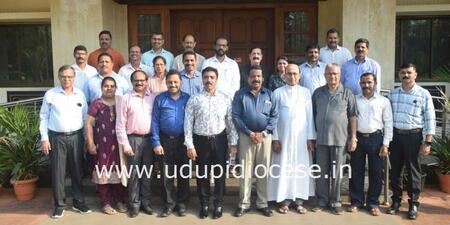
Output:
[151, 91, 190, 148]
[232, 87, 278, 135]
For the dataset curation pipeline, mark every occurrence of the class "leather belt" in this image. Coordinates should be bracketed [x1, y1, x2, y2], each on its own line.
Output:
[128, 133, 151, 138]
[161, 133, 184, 140]
[357, 130, 382, 138]
[195, 130, 226, 140]
[394, 128, 422, 135]
[48, 129, 82, 136]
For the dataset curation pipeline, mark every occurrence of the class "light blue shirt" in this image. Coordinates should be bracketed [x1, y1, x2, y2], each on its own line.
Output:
[141, 48, 174, 70]
[341, 57, 381, 95]
[299, 61, 326, 94]
[39, 86, 87, 141]
[388, 84, 436, 135]
[83, 73, 131, 103]
[180, 69, 203, 96]
[71, 63, 97, 95]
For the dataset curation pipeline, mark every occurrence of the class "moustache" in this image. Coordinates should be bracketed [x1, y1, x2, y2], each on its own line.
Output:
[169, 86, 178, 88]
[252, 57, 260, 60]
[252, 81, 261, 84]
[205, 82, 213, 85]
[402, 76, 409, 80]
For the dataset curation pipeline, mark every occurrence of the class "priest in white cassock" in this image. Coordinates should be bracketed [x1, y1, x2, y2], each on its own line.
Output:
[267, 64, 316, 214]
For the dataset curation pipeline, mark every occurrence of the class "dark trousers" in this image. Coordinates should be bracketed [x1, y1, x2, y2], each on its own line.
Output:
[49, 130, 85, 209]
[349, 132, 384, 209]
[315, 145, 346, 208]
[389, 132, 422, 206]
[126, 135, 153, 210]
[159, 133, 190, 210]
[193, 130, 228, 207]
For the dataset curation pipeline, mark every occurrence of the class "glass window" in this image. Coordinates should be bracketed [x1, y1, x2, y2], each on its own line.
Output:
[283, 11, 310, 64]
[0, 24, 53, 87]
[137, 14, 161, 52]
[395, 17, 450, 80]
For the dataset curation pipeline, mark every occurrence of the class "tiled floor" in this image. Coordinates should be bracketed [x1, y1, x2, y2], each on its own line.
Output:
[0, 186, 448, 225]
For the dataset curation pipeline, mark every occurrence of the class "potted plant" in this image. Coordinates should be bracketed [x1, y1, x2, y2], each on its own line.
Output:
[0, 105, 46, 200]
[431, 136, 450, 193]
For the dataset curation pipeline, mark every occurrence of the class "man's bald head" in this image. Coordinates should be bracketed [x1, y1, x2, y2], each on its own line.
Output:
[285, 64, 301, 86]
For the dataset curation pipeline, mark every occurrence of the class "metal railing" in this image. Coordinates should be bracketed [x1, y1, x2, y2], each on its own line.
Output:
[0, 97, 43, 111]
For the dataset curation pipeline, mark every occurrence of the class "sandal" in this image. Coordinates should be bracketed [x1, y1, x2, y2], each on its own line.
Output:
[370, 207, 380, 216]
[278, 205, 289, 214]
[347, 205, 359, 213]
[102, 204, 117, 215]
[295, 204, 307, 214]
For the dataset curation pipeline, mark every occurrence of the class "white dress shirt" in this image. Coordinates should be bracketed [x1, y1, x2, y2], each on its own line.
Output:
[299, 61, 326, 94]
[356, 93, 393, 146]
[39, 86, 87, 141]
[319, 45, 353, 65]
[201, 55, 240, 98]
[118, 63, 154, 87]
[71, 63, 97, 91]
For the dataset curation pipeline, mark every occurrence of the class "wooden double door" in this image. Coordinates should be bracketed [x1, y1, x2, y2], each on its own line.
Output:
[170, 9, 274, 66]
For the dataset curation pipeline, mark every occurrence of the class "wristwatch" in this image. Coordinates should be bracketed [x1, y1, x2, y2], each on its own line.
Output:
[423, 141, 432, 146]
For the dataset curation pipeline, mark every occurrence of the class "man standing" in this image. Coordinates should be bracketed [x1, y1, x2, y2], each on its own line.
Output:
[184, 67, 238, 219]
[267, 64, 316, 215]
[173, 34, 205, 71]
[116, 70, 156, 218]
[319, 28, 352, 66]
[300, 44, 326, 94]
[142, 32, 174, 70]
[40, 65, 90, 219]
[232, 65, 278, 217]
[88, 30, 125, 73]
[118, 45, 154, 87]
[312, 63, 358, 215]
[71, 45, 97, 91]
[348, 72, 393, 216]
[201, 37, 240, 99]
[180, 51, 203, 96]
[84, 53, 130, 103]
[386, 63, 435, 220]
[341, 38, 381, 95]
[151, 70, 190, 217]
[239, 47, 271, 88]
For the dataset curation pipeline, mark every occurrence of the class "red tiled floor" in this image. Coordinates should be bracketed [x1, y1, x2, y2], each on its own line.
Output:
[0, 188, 52, 225]
[400, 186, 450, 225]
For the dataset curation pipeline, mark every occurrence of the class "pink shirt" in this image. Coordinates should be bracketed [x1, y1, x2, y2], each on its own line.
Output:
[116, 90, 155, 151]
[148, 76, 167, 95]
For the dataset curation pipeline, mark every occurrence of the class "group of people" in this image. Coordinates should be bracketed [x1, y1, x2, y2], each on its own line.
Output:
[39, 28, 435, 221]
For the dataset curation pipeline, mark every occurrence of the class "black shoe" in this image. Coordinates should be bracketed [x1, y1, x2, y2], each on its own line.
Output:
[213, 206, 223, 219]
[72, 205, 92, 214]
[330, 206, 344, 215]
[408, 205, 418, 220]
[51, 208, 64, 219]
[234, 207, 251, 217]
[386, 202, 401, 215]
[199, 206, 209, 219]
[177, 207, 187, 217]
[141, 205, 153, 215]
[160, 207, 174, 217]
[257, 207, 273, 217]
[128, 209, 139, 218]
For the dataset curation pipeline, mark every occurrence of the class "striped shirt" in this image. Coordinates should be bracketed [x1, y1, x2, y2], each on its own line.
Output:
[388, 84, 436, 135]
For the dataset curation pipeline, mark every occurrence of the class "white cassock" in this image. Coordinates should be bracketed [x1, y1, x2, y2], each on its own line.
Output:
[267, 85, 316, 202]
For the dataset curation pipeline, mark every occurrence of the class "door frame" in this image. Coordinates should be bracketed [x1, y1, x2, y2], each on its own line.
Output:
[128, 3, 317, 65]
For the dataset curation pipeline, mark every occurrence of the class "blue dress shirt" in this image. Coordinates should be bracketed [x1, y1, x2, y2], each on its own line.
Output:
[341, 57, 381, 95]
[180, 69, 203, 96]
[141, 49, 175, 70]
[231, 87, 278, 135]
[151, 91, 190, 148]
